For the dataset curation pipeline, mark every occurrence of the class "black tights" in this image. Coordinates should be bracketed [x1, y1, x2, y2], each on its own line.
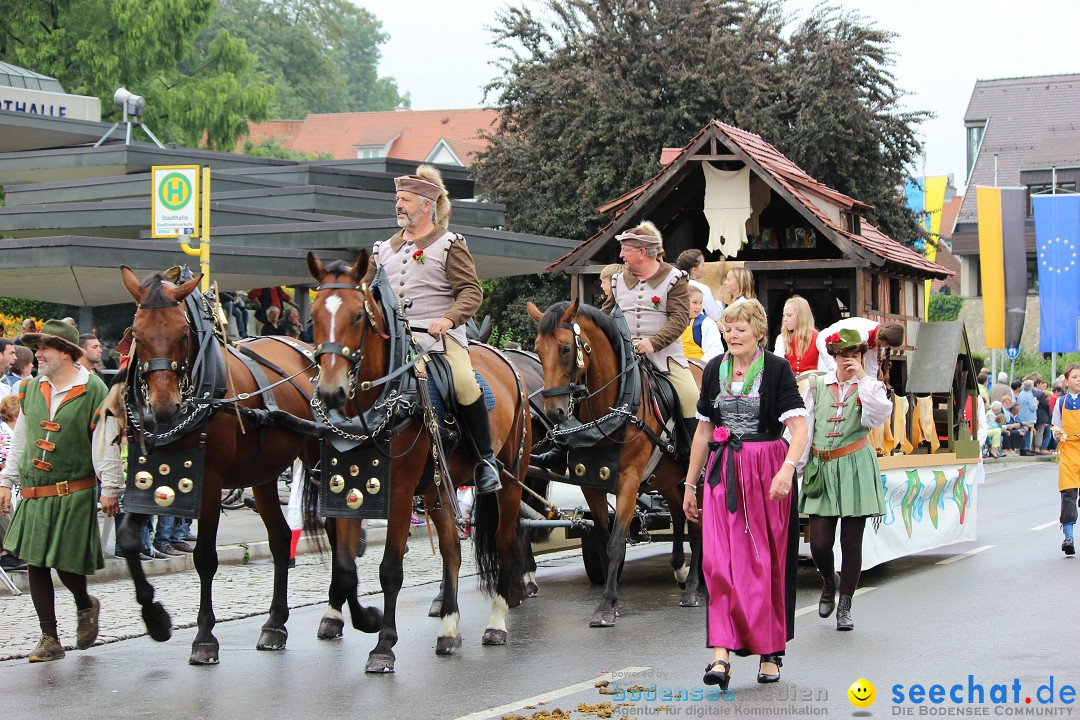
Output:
[808, 516, 867, 597]
[27, 565, 92, 640]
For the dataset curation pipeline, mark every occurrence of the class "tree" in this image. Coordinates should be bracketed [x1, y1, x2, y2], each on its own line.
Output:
[474, 0, 927, 243]
[205, 0, 408, 119]
[0, 0, 273, 150]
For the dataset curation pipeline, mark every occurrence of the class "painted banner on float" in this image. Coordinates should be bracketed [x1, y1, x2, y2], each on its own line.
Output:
[843, 462, 978, 570]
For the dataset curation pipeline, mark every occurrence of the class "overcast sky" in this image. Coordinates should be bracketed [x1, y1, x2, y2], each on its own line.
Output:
[363, 0, 1080, 194]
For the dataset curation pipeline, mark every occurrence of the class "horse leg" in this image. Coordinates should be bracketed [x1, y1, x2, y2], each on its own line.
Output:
[522, 531, 539, 598]
[589, 480, 636, 628]
[682, 506, 704, 608]
[338, 518, 381, 634]
[428, 578, 444, 618]
[119, 513, 172, 642]
[365, 487, 413, 673]
[318, 518, 347, 640]
[252, 482, 290, 650]
[190, 506, 223, 665]
[481, 481, 524, 646]
[659, 483, 700, 607]
[429, 495, 463, 655]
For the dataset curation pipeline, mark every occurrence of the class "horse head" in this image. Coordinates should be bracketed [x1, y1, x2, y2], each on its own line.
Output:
[528, 298, 613, 425]
[306, 250, 389, 412]
[121, 265, 202, 426]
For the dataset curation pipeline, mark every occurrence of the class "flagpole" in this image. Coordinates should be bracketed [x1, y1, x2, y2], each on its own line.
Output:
[1050, 167, 1056, 384]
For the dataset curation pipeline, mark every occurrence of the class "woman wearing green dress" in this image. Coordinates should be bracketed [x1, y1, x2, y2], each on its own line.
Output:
[799, 328, 891, 631]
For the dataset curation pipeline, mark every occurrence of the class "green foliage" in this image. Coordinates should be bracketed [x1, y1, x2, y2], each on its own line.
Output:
[0, 0, 273, 150]
[205, 0, 408, 119]
[475, 0, 928, 243]
[928, 294, 963, 322]
[242, 139, 330, 161]
[479, 274, 567, 348]
[1004, 352, 1080, 384]
[0, 298, 64, 322]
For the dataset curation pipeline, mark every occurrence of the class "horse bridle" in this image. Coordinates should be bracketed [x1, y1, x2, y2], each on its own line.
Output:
[537, 321, 592, 414]
[133, 297, 195, 407]
[311, 281, 390, 399]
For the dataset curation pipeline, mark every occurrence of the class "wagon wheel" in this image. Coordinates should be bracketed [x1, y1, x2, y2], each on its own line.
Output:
[581, 521, 624, 585]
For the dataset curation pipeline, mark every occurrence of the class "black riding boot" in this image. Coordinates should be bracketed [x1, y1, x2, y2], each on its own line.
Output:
[530, 437, 569, 475]
[836, 594, 854, 631]
[458, 397, 503, 495]
[680, 417, 699, 459]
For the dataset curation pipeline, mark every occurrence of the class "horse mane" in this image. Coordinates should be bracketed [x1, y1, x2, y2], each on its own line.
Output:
[321, 259, 355, 278]
[138, 273, 177, 307]
[538, 301, 622, 351]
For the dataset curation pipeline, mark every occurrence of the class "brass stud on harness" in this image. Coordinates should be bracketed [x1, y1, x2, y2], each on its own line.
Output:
[183, 460, 193, 469]
[154, 486, 176, 507]
[170, 361, 178, 370]
[178, 478, 194, 493]
[574, 463, 587, 477]
[138, 456, 147, 465]
[371, 458, 380, 467]
[134, 471, 153, 490]
[366, 478, 381, 494]
[599, 466, 611, 481]
[329, 475, 346, 493]
[345, 488, 364, 510]
[158, 464, 171, 476]
[349, 465, 359, 477]
[330, 458, 338, 467]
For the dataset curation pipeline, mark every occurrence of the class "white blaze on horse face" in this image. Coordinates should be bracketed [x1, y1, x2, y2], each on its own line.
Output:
[324, 294, 342, 369]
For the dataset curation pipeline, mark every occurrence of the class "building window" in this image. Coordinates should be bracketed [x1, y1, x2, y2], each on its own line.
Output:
[356, 147, 383, 159]
[1026, 182, 1077, 216]
[888, 278, 901, 315]
[870, 274, 880, 311]
[966, 124, 985, 180]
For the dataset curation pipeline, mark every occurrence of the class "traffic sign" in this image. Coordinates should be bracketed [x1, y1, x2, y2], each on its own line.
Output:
[151, 165, 200, 238]
[1005, 346, 1020, 359]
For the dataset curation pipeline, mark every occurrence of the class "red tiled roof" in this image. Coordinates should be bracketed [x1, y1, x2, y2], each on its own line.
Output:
[242, 119, 304, 148]
[940, 196, 962, 239]
[240, 109, 498, 165]
[554, 119, 950, 279]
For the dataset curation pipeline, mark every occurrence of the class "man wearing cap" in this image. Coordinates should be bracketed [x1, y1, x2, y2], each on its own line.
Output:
[0, 320, 123, 662]
[361, 165, 501, 494]
[602, 221, 698, 447]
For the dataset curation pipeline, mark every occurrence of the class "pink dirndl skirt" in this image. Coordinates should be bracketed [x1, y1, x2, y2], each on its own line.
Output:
[701, 437, 791, 655]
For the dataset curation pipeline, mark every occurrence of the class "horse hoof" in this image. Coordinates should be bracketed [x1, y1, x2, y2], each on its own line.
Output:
[365, 653, 396, 673]
[189, 642, 220, 665]
[428, 598, 443, 618]
[317, 616, 345, 640]
[435, 635, 463, 655]
[589, 610, 617, 627]
[257, 626, 288, 650]
[482, 629, 508, 646]
[142, 602, 172, 642]
[525, 581, 539, 598]
[680, 593, 700, 608]
[353, 606, 383, 634]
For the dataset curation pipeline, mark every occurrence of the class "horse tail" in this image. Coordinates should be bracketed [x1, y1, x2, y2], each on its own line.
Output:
[472, 492, 526, 605]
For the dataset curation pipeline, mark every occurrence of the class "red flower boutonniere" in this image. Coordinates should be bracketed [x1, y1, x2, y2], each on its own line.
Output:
[856, 397, 863, 409]
[713, 426, 730, 443]
[826, 332, 842, 345]
[867, 327, 878, 350]
[412, 249, 425, 264]
[651, 295, 661, 309]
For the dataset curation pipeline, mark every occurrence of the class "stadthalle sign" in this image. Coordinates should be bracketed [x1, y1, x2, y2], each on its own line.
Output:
[0, 86, 101, 122]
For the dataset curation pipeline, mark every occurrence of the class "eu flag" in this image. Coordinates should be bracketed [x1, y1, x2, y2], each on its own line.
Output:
[1033, 194, 1080, 353]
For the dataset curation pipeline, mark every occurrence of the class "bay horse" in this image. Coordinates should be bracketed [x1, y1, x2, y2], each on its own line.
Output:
[306, 251, 530, 673]
[115, 266, 380, 664]
[527, 299, 703, 626]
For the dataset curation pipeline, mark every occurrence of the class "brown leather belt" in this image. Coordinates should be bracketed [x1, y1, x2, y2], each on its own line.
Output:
[20, 476, 97, 499]
[812, 437, 869, 462]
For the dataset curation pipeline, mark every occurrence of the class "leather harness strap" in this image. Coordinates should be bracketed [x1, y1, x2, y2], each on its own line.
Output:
[20, 476, 97, 499]
[812, 437, 869, 462]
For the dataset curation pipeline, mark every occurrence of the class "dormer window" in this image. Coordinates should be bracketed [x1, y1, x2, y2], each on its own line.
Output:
[966, 122, 986, 180]
[841, 211, 860, 235]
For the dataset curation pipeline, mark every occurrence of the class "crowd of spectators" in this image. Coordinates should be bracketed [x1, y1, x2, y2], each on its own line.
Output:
[979, 367, 1065, 458]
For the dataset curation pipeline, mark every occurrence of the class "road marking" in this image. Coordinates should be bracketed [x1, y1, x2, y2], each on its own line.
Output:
[1030, 521, 1058, 531]
[935, 544, 996, 565]
[453, 666, 650, 720]
[794, 586, 876, 617]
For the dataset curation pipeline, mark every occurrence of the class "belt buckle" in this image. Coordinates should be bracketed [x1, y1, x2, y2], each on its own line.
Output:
[56, 480, 71, 496]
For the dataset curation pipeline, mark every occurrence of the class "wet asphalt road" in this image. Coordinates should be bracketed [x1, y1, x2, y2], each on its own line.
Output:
[0, 461, 1076, 720]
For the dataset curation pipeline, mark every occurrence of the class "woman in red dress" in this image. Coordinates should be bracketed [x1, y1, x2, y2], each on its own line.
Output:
[773, 296, 819, 376]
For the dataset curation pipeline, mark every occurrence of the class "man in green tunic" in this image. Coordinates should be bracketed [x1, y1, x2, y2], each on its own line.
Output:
[0, 320, 122, 662]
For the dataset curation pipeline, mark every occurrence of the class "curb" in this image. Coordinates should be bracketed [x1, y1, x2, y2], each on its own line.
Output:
[0, 523, 392, 596]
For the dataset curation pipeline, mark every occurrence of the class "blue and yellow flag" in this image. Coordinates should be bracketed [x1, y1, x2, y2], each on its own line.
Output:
[1033, 194, 1080, 353]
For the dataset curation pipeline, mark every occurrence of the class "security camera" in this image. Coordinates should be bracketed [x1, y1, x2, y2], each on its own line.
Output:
[113, 87, 146, 118]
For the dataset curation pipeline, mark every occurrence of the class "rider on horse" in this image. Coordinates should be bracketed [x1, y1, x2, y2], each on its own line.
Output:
[361, 165, 502, 495]
[604, 222, 699, 448]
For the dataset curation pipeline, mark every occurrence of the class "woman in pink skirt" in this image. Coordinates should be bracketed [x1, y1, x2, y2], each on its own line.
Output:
[684, 299, 808, 689]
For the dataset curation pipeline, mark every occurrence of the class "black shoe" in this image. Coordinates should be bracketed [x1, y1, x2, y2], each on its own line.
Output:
[836, 594, 854, 631]
[0, 554, 27, 571]
[154, 544, 184, 557]
[170, 541, 195, 554]
[757, 654, 783, 683]
[457, 398, 502, 495]
[703, 659, 731, 689]
[818, 572, 839, 618]
[530, 441, 569, 475]
[1064, 538, 1076, 556]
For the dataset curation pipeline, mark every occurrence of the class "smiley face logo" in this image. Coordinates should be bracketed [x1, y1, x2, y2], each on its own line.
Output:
[848, 678, 876, 708]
